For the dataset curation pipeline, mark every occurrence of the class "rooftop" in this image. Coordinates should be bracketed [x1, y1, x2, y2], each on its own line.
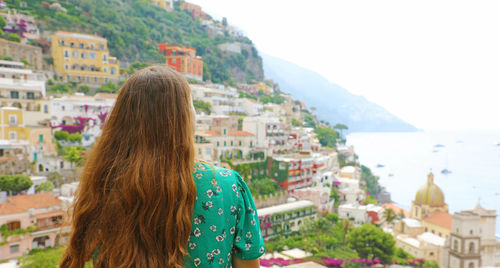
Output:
[227, 130, 254, 136]
[422, 211, 452, 229]
[0, 192, 61, 216]
[418, 232, 446, 246]
[54, 31, 107, 42]
[402, 218, 423, 228]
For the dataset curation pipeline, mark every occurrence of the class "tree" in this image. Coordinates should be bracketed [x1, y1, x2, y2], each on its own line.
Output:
[384, 208, 397, 225]
[49, 83, 71, 93]
[333, 123, 348, 138]
[35, 181, 54, 193]
[64, 146, 84, 168]
[364, 195, 378, 205]
[0, 175, 33, 195]
[6, 33, 21, 43]
[193, 100, 211, 115]
[79, 85, 90, 94]
[316, 127, 338, 148]
[347, 224, 395, 264]
[68, 133, 82, 143]
[0, 16, 6, 29]
[54, 131, 69, 141]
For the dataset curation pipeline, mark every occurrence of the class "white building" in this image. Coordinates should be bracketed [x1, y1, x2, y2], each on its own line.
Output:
[0, 60, 48, 125]
[258, 200, 316, 239]
[338, 203, 383, 225]
[241, 98, 263, 116]
[191, 85, 244, 115]
[242, 116, 288, 154]
[334, 177, 364, 205]
[396, 232, 446, 263]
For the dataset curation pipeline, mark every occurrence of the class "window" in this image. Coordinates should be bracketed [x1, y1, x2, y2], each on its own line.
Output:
[172, 59, 176, 64]
[90, 43, 94, 49]
[10, 91, 19, 99]
[94, 77, 98, 82]
[217, 141, 220, 147]
[9, 115, 17, 125]
[230, 141, 233, 146]
[65, 64, 69, 70]
[67, 75, 70, 81]
[70, 42, 75, 47]
[453, 240, 458, 251]
[110, 67, 116, 75]
[64, 50, 69, 57]
[105, 78, 108, 83]
[9, 244, 19, 254]
[250, 141, 253, 147]
[7, 221, 20, 231]
[80, 43, 84, 48]
[72, 51, 79, 58]
[60, 40, 65, 46]
[39, 134, 43, 143]
[77, 76, 81, 81]
[43, 105, 48, 113]
[81, 52, 86, 59]
[90, 52, 96, 59]
[205, 148, 211, 155]
[469, 242, 475, 253]
[103, 54, 107, 61]
[103, 67, 107, 73]
[86, 76, 90, 82]
[470, 230, 473, 235]
[239, 141, 242, 146]
[224, 141, 227, 146]
[99, 44, 104, 50]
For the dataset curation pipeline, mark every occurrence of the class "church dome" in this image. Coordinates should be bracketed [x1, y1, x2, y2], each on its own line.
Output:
[414, 173, 445, 206]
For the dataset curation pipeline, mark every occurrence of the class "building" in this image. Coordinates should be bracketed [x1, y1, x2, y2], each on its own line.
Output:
[396, 232, 446, 263]
[258, 200, 316, 239]
[1, 107, 28, 143]
[151, 0, 173, 11]
[180, 2, 207, 19]
[0, 10, 40, 40]
[242, 116, 288, 154]
[198, 130, 257, 161]
[191, 85, 244, 115]
[445, 204, 500, 268]
[292, 187, 333, 213]
[338, 203, 384, 226]
[274, 154, 314, 192]
[158, 44, 203, 81]
[51, 31, 120, 84]
[0, 39, 42, 69]
[0, 60, 48, 125]
[0, 192, 63, 260]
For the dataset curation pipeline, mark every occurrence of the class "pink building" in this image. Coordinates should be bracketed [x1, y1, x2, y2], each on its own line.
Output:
[0, 192, 63, 260]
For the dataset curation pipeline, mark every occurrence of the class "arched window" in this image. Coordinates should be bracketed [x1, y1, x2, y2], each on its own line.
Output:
[469, 242, 475, 253]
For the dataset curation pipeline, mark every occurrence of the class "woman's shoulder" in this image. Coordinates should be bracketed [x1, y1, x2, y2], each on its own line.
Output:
[194, 161, 243, 185]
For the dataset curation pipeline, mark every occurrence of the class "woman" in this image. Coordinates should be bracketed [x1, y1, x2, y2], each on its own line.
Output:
[60, 66, 265, 268]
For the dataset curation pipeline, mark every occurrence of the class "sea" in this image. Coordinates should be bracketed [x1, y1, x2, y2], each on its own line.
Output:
[346, 130, 500, 235]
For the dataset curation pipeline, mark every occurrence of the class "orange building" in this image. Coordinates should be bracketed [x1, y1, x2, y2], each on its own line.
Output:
[158, 44, 203, 82]
[180, 2, 207, 20]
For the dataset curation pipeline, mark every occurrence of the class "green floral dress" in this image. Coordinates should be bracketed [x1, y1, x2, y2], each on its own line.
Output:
[185, 162, 265, 267]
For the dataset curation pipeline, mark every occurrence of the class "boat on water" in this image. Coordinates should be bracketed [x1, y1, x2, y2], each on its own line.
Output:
[434, 144, 445, 148]
[376, 164, 385, 168]
[388, 173, 394, 177]
[456, 140, 464, 143]
[441, 169, 452, 175]
[494, 141, 500, 146]
[432, 150, 439, 153]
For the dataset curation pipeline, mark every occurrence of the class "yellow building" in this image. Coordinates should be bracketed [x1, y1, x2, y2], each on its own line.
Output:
[152, 0, 173, 10]
[51, 31, 120, 84]
[1, 107, 29, 142]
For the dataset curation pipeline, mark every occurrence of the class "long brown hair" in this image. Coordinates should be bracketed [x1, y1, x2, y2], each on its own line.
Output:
[60, 66, 196, 268]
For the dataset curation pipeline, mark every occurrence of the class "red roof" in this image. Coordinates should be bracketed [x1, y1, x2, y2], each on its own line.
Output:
[382, 203, 411, 218]
[227, 130, 254, 136]
[423, 211, 452, 230]
[204, 130, 221, 136]
[0, 192, 61, 216]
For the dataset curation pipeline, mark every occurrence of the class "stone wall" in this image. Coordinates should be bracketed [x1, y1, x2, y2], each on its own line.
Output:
[254, 191, 288, 209]
[0, 39, 42, 70]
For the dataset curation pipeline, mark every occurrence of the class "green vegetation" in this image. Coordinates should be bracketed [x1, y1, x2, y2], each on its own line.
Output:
[47, 172, 63, 188]
[291, 118, 302, 126]
[259, 93, 285, 104]
[54, 131, 82, 143]
[78, 85, 90, 94]
[0, 224, 37, 239]
[316, 126, 338, 148]
[8, 0, 262, 84]
[64, 146, 86, 168]
[35, 181, 55, 193]
[19, 247, 94, 268]
[48, 83, 75, 94]
[364, 195, 378, 204]
[360, 165, 382, 197]
[239, 91, 258, 100]
[347, 224, 395, 264]
[121, 62, 152, 75]
[193, 100, 211, 115]
[6, 33, 21, 43]
[96, 82, 120, 93]
[0, 174, 33, 195]
[303, 112, 317, 128]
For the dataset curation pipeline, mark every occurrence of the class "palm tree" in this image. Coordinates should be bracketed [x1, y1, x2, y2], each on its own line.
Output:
[383, 208, 397, 225]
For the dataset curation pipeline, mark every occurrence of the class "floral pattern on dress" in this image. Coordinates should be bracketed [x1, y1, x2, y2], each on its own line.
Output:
[185, 162, 265, 268]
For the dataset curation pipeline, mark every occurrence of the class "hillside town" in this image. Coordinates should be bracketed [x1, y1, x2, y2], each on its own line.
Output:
[0, 0, 497, 267]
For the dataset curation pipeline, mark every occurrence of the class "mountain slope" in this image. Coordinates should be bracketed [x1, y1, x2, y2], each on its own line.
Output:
[263, 54, 417, 132]
[11, 0, 263, 84]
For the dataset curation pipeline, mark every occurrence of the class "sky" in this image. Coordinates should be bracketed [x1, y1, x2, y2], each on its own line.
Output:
[188, 0, 500, 130]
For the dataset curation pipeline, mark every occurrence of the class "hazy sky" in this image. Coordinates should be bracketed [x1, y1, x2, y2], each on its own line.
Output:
[188, 0, 500, 130]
